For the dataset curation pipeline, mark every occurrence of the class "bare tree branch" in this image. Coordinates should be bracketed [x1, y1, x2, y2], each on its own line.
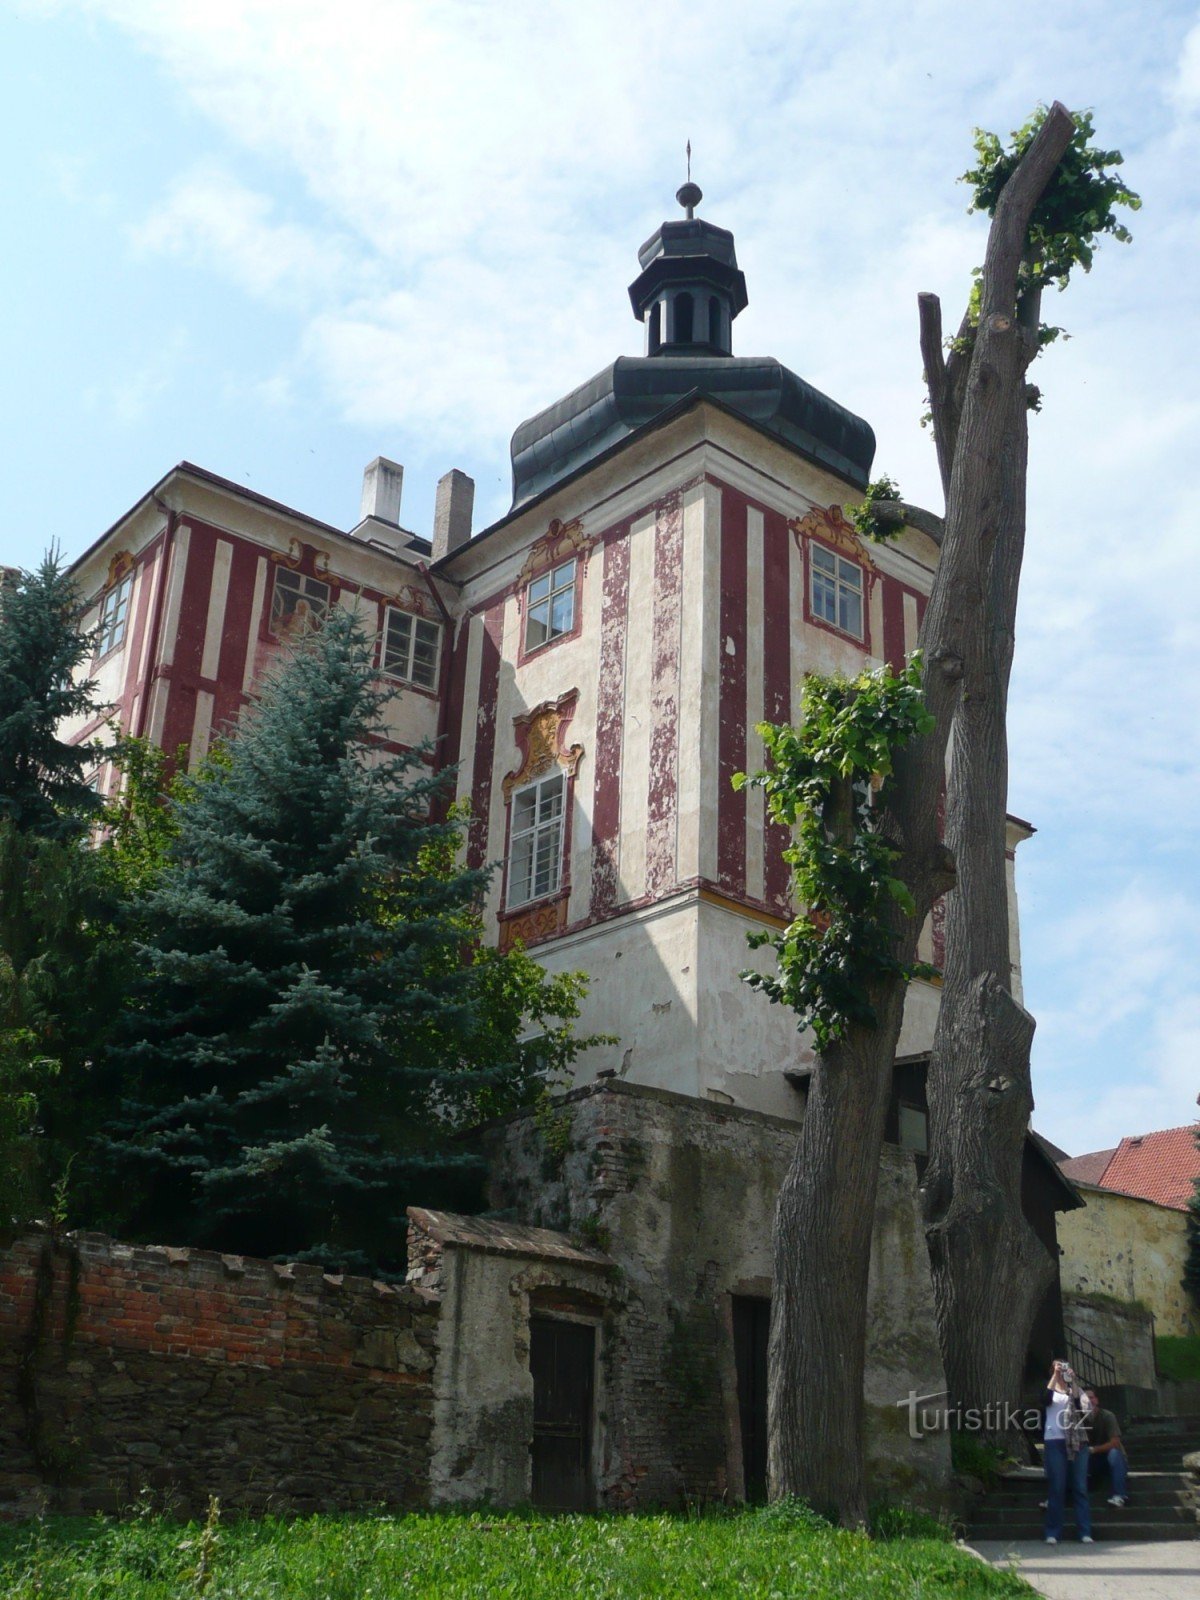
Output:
[981, 101, 1074, 319]
[865, 499, 945, 546]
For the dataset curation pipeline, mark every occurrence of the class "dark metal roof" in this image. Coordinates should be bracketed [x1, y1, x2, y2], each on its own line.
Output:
[628, 217, 748, 319]
[509, 354, 876, 509]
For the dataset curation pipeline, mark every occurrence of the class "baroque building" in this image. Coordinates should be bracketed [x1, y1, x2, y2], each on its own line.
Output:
[61, 184, 1079, 1509]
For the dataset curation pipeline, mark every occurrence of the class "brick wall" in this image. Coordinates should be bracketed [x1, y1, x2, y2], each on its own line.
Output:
[0, 1228, 439, 1517]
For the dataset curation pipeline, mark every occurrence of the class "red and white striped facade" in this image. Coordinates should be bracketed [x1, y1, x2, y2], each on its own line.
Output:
[67, 404, 1030, 1119]
[62, 465, 442, 784]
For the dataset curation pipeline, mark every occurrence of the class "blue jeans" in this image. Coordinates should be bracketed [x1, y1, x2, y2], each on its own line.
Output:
[1089, 1447, 1128, 1499]
[1044, 1440, 1091, 1539]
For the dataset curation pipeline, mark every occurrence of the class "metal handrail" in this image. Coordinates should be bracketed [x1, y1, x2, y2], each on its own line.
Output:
[1064, 1323, 1117, 1388]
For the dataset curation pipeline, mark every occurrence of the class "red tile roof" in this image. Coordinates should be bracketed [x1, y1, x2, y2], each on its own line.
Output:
[1060, 1125, 1199, 1212]
[1099, 1125, 1199, 1211]
[1059, 1148, 1117, 1187]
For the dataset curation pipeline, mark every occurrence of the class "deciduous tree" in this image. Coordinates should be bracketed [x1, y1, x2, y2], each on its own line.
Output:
[742, 104, 1135, 1522]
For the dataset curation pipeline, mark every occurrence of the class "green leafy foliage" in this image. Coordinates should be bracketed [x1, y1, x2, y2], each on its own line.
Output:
[849, 476, 904, 545]
[1184, 1125, 1200, 1313]
[0, 824, 130, 1228]
[0, 552, 127, 1223]
[1155, 1334, 1200, 1384]
[734, 656, 935, 1051]
[100, 737, 194, 898]
[93, 610, 592, 1274]
[0, 1509, 1038, 1599]
[964, 107, 1139, 290]
[952, 107, 1138, 356]
[0, 553, 107, 840]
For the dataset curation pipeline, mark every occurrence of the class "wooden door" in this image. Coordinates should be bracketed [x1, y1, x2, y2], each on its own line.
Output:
[732, 1296, 770, 1501]
[530, 1317, 595, 1510]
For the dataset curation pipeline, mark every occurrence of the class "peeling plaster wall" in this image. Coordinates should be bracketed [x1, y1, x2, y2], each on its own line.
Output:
[481, 1081, 952, 1508]
[1058, 1186, 1196, 1338]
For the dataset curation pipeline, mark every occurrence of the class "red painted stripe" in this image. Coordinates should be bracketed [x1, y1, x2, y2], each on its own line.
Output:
[882, 575, 907, 673]
[717, 487, 748, 894]
[590, 527, 630, 913]
[467, 604, 504, 870]
[645, 494, 683, 898]
[762, 508, 792, 908]
[442, 613, 471, 784]
[209, 541, 258, 742]
[171, 523, 216, 684]
[157, 524, 216, 762]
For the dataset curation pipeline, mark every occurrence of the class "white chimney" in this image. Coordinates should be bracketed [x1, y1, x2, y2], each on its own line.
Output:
[359, 457, 404, 526]
[432, 469, 475, 561]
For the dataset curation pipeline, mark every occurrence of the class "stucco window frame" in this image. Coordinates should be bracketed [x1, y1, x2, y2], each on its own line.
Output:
[268, 563, 332, 642]
[805, 536, 867, 645]
[92, 566, 136, 663]
[378, 603, 442, 699]
[514, 518, 594, 668]
[791, 505, 878, 654]
[497, 691, 584, 951]
[506, 770, 567, 911]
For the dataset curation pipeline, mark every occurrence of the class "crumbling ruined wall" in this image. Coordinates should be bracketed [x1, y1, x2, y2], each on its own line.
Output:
[481, 1079, 951, 1508]
[0, 1229, 438, 1517]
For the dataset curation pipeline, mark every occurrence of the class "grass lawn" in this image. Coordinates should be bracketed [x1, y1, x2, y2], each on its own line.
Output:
[0, 1504, 1035, 1599]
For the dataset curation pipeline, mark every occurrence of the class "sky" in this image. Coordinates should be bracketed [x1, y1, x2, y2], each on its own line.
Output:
[1, 0, 1198, 1157]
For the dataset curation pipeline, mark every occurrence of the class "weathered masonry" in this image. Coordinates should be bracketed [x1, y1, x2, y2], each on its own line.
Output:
[0, 1229, 437, 1517]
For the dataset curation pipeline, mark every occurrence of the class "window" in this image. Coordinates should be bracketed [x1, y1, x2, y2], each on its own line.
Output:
[524, 560, 576, 652]
[648, 301, 662, 355]
[708, 295, 722, 346]
[381, 606, 441, 689]
[508, 771, 564, 907]
[271, 567, 329, 635]
[674, 291, 694, 343]
[898, 1104, 928, 1155]
[95, 572, 134, 657]
[809, 543, 863, 639]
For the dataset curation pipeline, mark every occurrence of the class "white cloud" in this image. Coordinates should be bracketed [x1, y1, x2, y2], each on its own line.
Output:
[1170, 16, 1200, 111]
[1027, 878, 1200, 1153]
[132, 165, 359, 305]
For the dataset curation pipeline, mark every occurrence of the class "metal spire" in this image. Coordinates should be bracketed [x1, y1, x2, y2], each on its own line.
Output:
[676, 140, 702, 220]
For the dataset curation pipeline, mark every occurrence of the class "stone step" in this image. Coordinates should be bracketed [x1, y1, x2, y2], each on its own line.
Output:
[986, 1487, 1191, 1509]
[972, 1504, 1196, 1529]
[967, 1522, 1198, 1543]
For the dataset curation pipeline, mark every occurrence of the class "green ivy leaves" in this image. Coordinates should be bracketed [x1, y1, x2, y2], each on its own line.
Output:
[734, 656, 936, 1051]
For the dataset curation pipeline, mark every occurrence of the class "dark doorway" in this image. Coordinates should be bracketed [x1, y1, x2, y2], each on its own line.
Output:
[732, 1296, 770, 1500]
[530, 1317, 595, 1509]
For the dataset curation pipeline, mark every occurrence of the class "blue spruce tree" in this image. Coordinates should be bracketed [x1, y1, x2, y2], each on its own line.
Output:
[101, 609, 546, 1273]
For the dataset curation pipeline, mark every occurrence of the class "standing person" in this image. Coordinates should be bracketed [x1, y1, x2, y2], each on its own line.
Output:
[1084, 1389, 1130, 1507]
[1043, 1359, 1093, 1544]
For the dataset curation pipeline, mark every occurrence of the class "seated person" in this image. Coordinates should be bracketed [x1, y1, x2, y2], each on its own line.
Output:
[1083, 1388, 1129, 1506]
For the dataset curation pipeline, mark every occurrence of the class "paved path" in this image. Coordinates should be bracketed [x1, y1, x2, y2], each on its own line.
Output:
[970, 1539, 1200, 1599]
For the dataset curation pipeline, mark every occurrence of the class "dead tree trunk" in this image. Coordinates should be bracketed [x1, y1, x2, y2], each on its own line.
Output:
[767, 102, 1075, 1518]
[920, 107, 1075, 1437]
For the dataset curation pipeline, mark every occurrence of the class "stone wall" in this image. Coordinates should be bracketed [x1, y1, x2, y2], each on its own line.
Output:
[480, 1078, 952, 1508]
[1057, 1184, 1195, 1338]
[0, 1228, 438, 1517]
[1063, 1291, 1157, 1390]
[407, 1210, 618, 1507]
